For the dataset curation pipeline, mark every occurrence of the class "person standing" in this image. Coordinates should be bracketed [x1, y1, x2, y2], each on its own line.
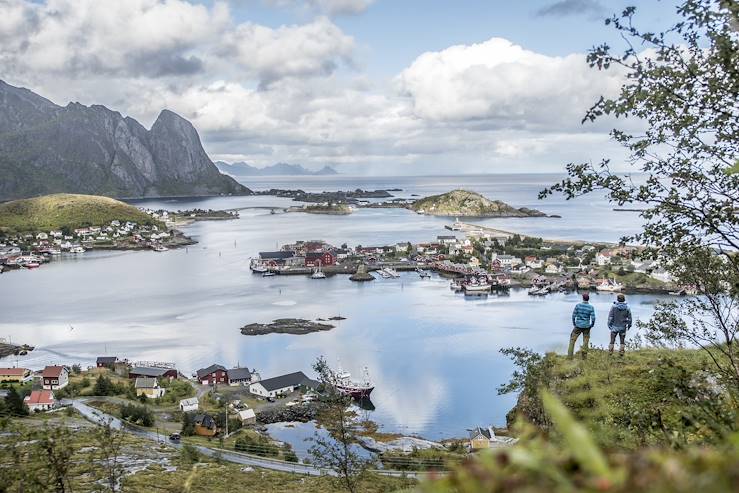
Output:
[607, 294, 632, 356]
[568, 293, 596, 359]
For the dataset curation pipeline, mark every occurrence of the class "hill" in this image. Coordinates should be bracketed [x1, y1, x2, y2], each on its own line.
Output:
[409, 189, 546, 217]
[0, 80, 250, 201]
[215, 161, 338, 176]
[0, 193, 161, 233]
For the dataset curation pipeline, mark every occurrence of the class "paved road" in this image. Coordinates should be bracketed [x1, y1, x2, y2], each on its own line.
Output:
[64, 399, 422, 479]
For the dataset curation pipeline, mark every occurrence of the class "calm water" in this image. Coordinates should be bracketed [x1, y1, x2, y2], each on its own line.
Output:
[0, 174, 663, 439]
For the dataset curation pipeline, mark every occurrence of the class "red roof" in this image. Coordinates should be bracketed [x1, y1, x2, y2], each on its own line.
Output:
[24, 390, 55, 405]
[0, 368, 28, 376]
[42, 366, 65, 378]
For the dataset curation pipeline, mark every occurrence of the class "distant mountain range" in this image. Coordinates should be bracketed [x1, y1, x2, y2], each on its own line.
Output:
[215, 161, 339, 177]
[0, 80, 249, 201]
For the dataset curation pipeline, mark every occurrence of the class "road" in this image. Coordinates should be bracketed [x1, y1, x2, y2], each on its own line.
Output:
[64, 398, 423, 479]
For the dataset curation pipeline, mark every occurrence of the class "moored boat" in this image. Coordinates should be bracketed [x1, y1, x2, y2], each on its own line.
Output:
[596, 278, 624, 292]
[334, 368, 374, 399]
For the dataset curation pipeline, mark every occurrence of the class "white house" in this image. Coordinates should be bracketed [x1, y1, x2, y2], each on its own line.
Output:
[237, 408, 256, 424]
[42, 366, 69, 390]
[650, 268, 674, 283]
[24, 390, 56, 412]
[596, 252, 613, 266]
[179, 397, 199, 412]
[496, 255, 522, 268]
[249, 371, 317, 398]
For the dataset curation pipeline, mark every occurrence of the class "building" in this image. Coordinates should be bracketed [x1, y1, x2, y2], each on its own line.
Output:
[128, 366, 178, 380]
[135, 377, 166, 399]
[96, 356, 118, 368]
[42, 366, 69, 390]
[469, 426, 497, 450]
[437, 235, 458, 245]
[196, 364, 228, 385]
[249, 371, 318, 398]
[24, 390, 56, 412]
[305, 251, 336, 267]
[258, 251, 294, 267]
[0, 367, 32, 383]
[596, 251, 613, 266]
[227, 367, 254, 386]
[194, 413, 218, 437]
[179, 397, 199, 412]
[496, 255, 522, 268]
[237, 408, 256, 425]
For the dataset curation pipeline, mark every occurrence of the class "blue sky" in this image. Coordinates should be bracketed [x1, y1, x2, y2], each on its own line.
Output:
[0, 0, 681, 174]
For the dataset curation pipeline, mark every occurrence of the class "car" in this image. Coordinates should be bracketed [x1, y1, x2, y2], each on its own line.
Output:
[169, 433, 181, 441]
[266, 397, 275, 403]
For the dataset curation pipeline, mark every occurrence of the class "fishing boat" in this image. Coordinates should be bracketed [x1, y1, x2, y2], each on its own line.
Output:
[596, 279, 624, 292]
[152, 245, 169, 252]
[249, 259, 268, 273]
[450, 279, 462, 290]
[334, 368, 374, 399]
[417, 268, 431, 278]
[464, 279, 491, 292]
[68, 246, 85, 254]
[262, 271, 276, 277]
[310, 263, 326, 279]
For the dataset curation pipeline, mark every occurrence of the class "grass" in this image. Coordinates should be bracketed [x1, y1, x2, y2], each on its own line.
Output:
[0, 193, 162, 233]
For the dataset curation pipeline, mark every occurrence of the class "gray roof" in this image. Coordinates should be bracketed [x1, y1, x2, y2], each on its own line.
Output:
[468, 427, 492, 440]
[96, 356, 117, 364]
[196, 364, 226, 380]
[255, 371, 315, 392]
[227, 367, 252, 381]
[130, 367, 169, 377]
[135, 377, 158, 389]
[194, 413, 216, 429]
[259, 251, 294, 259]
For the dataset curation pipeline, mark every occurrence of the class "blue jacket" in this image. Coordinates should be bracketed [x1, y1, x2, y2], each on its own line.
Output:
[608, 302, 632, 332]
[572, 302, 596, 329]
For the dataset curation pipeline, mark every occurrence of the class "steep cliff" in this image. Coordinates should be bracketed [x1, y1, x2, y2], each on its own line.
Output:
[0, 81, 250, 200]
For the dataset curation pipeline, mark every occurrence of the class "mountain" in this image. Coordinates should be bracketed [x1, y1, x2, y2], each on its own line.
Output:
[215, 161, 338, 177]
[0, 80, 250, 201]
[0, 193, 161, 233]
[409, 189, 547, 217]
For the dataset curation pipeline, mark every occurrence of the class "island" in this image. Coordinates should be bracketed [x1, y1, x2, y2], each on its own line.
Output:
[0, 341, 34, 359]
[288, 203, 353, 215]
[408, 189, 548, 217]
[255, 189, 394, 204]
[240, 318, 337, 336]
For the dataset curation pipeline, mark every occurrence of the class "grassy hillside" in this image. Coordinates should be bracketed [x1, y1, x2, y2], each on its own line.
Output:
[410, 189, 545, 217]
[0, 193, 161, 233]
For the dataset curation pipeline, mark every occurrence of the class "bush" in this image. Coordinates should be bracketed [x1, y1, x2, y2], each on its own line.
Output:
[180, 443, 201, 464]
[119, 403, 154, 427]
[234, 434, 279, 457]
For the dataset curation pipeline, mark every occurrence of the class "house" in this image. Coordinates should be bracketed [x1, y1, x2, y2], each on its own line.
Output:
[0, 367, 32, 383]
[227, 367, 254, 386]
[179, 397, 199, 412]
[128, 366, 178, 380]
[596, 251, 612, 266]
[135, 377, 166, 399]
[237, 408, 256, 425]
[437, 235, 458, 245]
[545, 263, 562, 274]
[42, 366, 69, 390]
[258, 251, 294, 265]
[249, 371, 318, 398]
[468, 426, 515, 450]
[24, 390, 56, 412]
[496, 255, 521, 268]
[193, 413, 218, 437]
[305, 251, 336, 267]
[96, 356, 118, 368]
[196, 364, 228, 385]
[650, 268, 674, 284]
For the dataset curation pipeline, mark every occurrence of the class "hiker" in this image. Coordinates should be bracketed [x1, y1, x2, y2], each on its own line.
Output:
[568, 293, 596, 359]
[607, 294, 632, 356]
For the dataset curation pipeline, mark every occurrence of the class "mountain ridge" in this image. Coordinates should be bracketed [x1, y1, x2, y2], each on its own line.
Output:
[215, 160, 338, 177]
[0, 80, 250, 201]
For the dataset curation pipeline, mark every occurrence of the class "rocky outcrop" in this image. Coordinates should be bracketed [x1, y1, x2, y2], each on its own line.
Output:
[240, 318, 335, 336]
[409, 189, 547, 217]
[0, 80, 250, 201]
[256, 405, 317, 424]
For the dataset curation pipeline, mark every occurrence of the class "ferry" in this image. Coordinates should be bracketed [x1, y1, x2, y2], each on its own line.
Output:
[334, 368, 374, 399]
[596, 279, 624, 292]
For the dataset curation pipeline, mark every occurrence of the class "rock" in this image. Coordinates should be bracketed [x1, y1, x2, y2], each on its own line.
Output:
[240, 318, 335, 336]
[360, 436, 445, 453]
[256, 405, 317, 424]
[350, 263, 375, 282]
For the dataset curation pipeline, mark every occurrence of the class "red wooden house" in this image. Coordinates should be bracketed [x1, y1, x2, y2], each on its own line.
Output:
[196, 364, 228, 385]
[305, 251, 336, 267]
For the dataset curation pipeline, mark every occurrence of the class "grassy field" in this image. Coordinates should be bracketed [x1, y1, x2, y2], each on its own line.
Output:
[0, 193, 162, 233]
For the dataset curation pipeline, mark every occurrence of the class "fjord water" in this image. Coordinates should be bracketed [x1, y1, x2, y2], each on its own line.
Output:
[0, 174, 664, 439]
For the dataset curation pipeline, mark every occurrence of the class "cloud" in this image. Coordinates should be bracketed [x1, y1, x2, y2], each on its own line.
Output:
[267, 0, 374, 16]
[396, 37, 624, 132]
[535, 0, 607, 20]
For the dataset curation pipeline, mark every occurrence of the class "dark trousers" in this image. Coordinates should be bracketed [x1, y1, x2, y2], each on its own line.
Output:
[609, 331, 626, 354]
[567, 327, 590, 359]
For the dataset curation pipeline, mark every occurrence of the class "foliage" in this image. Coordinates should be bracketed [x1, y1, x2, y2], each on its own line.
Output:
[182, 411, 196, 436]
[119, 403, 154, 427]
[0, 193, 162, 233]
[234, 433, 279, 457]
[91, 374, 129, 397]
[3, 387, 29, 416]
[158, 378, 196, 404]
[308, 356, 374, 493]
[94, 420, 126, 492]
[180, 443, 202, 464]
[540, 0, 739, 397]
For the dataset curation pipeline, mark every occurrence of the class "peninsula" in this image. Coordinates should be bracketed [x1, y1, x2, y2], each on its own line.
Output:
[408, 189, 547, 217]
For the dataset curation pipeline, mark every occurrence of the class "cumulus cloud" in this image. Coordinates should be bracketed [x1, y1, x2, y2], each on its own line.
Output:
[396, 37, 624, 132]
[535, 0, 607, 20]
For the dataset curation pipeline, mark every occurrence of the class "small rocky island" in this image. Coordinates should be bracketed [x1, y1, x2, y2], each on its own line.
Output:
[408, 189, 548, 217]
[255, 189, 394, 204]
[0, 342, 34, 359]
[240, 318, 337, 336]
[288, 203, 353, 215]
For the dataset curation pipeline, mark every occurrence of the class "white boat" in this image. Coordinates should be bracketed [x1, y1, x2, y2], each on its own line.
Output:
[450, 279, 462, 290]
[464, 280, 491, 292]
[377, 269, 391, 279]
[596, 279, 624, 292]
[310, 264, 326, 279]
[152, 245, 169, 252]
[382, 268, 400, 278]
[262, 271, 276, 277]
[249, 259, 268, 273]
[528, 286, 549, 296]
[69, 246, 85, 254]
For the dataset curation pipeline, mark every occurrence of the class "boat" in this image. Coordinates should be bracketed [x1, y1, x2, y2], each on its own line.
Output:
[262, 271, 276, 277]
[377, 269, 391, 279]
[69, 246, 85, 254]
[381, 268, 400, 278]
[152, 245, 169, 252]
[450, 279, 462, 290]
[310, 263, 326, 279]
[528, 286, 549, 296]
[334, 368, 374, 399]
[464, 280, 491, 292]
[24, 262, 40, 269]
[596, 279, 624, 292]
[417, 269, 431, 278]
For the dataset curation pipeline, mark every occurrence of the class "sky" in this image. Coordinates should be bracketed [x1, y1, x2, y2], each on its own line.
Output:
[0, 0, 680, 175]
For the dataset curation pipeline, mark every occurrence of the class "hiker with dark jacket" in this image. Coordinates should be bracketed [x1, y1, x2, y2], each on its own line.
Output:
[608, 294, 632, 356]
[568, 293, 596, 359]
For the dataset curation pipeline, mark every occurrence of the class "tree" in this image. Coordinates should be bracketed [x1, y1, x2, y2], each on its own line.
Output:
[35, 425, 75, 493]
[94, 420, 126, 492]
[93, 375, 112, 396]
[540, 0, 739, 398]
[5, 387, 29, 416]
[181, 411, 195, 436]
[308, 357, 373, 493]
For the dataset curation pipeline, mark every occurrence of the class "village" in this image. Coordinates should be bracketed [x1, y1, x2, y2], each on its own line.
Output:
[0, 208, 238, 273]
[251, 220, 681, 295]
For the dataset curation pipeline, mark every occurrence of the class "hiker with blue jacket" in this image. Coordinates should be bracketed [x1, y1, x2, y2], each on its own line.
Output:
[568, 293, 596, 359]
[608, 294, 632, 356]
